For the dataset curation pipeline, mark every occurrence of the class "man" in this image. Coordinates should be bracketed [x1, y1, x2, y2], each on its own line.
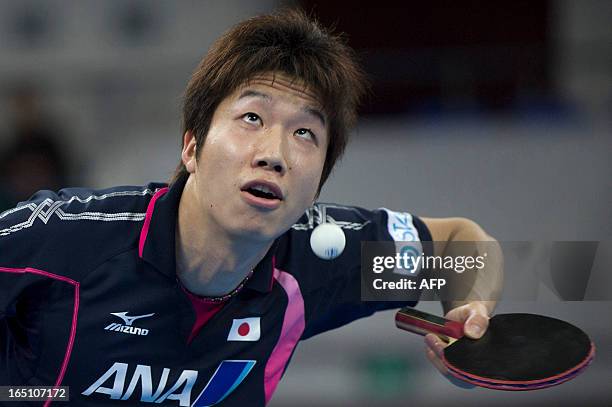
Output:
[0, 9, 502, 406]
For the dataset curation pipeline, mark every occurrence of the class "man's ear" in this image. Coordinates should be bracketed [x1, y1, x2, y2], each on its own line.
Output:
[181, 131, 198, 173]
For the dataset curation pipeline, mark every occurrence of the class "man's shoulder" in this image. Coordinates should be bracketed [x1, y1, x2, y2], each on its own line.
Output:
[51, 182, 167, 214]
[289, 202, 425, 240]
[0, 182, 167, 235]
[277, 202, 430, 273]
[275, 203, 386, 277]
[0, 181, 167, 273]
[290, 202, 379, 232]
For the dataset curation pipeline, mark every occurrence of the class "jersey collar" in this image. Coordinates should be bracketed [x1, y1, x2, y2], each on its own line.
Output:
[138, 173, 276, 294]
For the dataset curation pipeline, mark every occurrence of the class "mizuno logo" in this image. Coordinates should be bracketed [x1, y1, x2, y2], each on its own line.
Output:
[105, 312, 155, 336]
[111, 312, 155, 326]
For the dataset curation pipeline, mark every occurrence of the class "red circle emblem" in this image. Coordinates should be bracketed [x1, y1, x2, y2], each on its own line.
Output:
[238, 322, 250, 336]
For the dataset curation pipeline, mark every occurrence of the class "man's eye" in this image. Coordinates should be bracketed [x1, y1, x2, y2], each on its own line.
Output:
[294, 128, 316, 141]
[242, 112, 262, 125]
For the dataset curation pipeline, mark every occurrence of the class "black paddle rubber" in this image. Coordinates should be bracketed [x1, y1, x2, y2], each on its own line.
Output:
[443, 313, 594, 386]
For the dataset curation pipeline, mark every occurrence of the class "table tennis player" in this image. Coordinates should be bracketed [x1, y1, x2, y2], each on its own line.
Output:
[0, 9, 503, 406]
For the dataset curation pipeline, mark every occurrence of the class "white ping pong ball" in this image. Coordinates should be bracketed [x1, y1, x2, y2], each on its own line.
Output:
[310, 223, 346, 260]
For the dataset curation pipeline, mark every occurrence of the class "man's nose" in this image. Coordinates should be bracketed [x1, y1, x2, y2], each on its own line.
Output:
[251, 127, 287, 175]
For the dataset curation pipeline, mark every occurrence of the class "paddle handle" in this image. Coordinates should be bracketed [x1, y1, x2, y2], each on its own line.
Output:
[395, 307, 464, 343]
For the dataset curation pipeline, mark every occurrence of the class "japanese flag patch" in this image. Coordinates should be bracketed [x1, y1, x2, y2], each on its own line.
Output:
[227, 317, 261, 341]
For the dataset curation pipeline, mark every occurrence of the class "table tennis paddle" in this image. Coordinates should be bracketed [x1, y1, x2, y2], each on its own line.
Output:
[395, 307, 595, 390]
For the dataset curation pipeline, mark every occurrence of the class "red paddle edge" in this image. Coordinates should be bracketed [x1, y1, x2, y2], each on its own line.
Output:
[442, 341, 595, 387]
[395, 309, 465, 340]
[447, 363, 591, 391]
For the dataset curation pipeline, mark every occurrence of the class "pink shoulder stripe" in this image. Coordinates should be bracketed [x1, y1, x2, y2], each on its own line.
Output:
[0, 266, 80, 407]
[264, 266, 305, 404]
[138, 187, 169, 258]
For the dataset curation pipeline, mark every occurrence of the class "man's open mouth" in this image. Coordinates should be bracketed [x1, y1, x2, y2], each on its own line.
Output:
[245, 184, 280, 200]
[240, 180, 283, 209]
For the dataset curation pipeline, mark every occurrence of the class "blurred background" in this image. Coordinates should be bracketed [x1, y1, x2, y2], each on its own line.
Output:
[0, 0, 610, 405]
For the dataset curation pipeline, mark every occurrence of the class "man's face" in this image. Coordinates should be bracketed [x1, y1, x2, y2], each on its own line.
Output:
[181, 73, 328, 242]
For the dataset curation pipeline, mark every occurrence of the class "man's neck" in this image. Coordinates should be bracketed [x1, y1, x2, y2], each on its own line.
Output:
[175, 178, 272, 297]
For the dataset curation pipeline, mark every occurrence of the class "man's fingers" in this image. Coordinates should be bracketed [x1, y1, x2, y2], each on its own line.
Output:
[425, 347, 448, 375]
[424, 335, 476, 389]
[425, 346, 476, 388]
[425, 334, 445, 358]
[424, 335, 447, 373]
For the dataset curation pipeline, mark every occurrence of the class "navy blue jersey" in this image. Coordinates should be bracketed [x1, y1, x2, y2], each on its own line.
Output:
[0, 175, 431, 406]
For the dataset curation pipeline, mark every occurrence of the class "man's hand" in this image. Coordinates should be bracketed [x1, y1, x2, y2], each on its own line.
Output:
[424, 301, 490, 386]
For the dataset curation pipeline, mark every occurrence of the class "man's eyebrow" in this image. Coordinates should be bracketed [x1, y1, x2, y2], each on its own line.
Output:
[238, 89, 326, 126]
[303, 106, 326, 127]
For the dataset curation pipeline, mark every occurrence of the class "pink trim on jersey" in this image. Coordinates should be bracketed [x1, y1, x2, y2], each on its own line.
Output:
[0, 266, 80, 407]
[264, 266, 305, 404]
[138, 187, 169, 258]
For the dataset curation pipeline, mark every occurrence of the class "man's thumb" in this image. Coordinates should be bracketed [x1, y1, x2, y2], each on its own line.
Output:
[465, 313, 488, 338]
